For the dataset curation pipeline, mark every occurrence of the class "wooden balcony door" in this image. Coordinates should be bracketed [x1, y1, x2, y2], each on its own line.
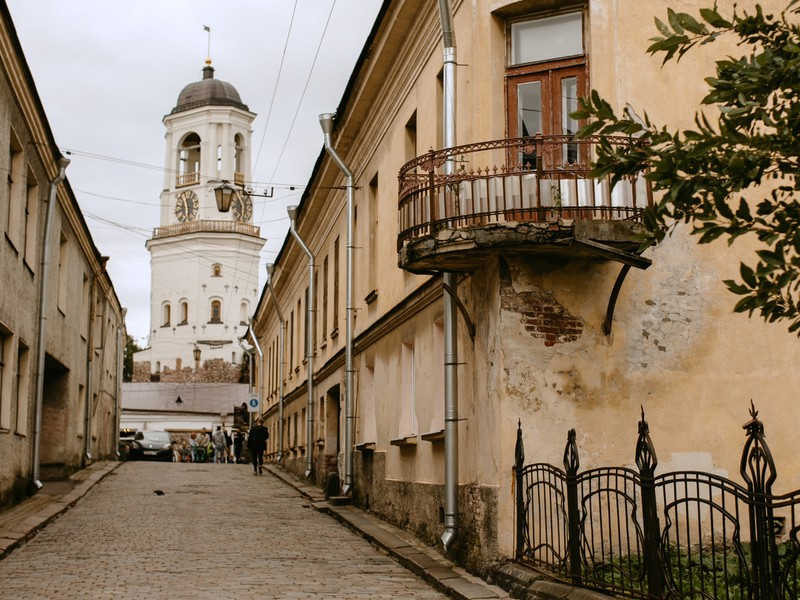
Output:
[507, 62, 586, 170]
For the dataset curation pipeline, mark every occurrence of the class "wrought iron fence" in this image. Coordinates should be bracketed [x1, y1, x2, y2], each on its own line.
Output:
[397, 134, 653, 250]
[514, 403, 800, 599]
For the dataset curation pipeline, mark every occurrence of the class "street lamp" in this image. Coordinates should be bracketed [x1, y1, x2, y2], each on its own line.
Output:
[213, 181, 237, 213]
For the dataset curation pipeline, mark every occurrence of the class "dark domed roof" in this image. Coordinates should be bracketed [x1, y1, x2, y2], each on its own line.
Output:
[171, 64, 249, 114]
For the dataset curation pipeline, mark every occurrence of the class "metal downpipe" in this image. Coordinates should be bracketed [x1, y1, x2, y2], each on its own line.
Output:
[438, 0, 459, 552]
[288, 207, 316, 479]
[319, 112, 355, 496]
[115, 309, 126, 459]
[266, 264, 286, 463]
[83, 272, 97, 464]
[32, 156, 70, 489]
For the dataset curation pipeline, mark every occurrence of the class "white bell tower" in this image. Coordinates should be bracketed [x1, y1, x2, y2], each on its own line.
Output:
[136, 61, 265, 379]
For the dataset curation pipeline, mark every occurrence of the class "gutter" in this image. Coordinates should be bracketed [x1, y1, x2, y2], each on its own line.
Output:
[32, 156, 70, 489]
[287, 207, 316, 479]
[319, 113, 355, 496]
[265, 263, 287, 462]
[438, 0, 460, 552]
[83, 271, 97, 464]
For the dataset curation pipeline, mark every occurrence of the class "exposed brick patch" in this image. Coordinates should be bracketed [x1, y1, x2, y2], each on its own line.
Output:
[499, 259, 583, 346]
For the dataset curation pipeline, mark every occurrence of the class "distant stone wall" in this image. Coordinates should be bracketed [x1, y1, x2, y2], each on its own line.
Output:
[132, 359, 243, 384]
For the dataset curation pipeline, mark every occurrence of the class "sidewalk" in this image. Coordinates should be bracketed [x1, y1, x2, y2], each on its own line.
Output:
[0, 461, 119, 559]
[266, 465, 612, 600]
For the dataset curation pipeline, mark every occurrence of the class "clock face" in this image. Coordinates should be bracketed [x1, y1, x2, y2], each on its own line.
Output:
[175, 191, 198, 222]
[231, 194, 253, 222]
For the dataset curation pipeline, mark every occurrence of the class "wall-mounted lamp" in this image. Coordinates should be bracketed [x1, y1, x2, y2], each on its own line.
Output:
[193, 345, 201, 369]
[213, 181, 237, 213]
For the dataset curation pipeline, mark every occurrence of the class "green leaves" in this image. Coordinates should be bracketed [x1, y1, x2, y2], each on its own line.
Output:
[576, 1, 800, 335]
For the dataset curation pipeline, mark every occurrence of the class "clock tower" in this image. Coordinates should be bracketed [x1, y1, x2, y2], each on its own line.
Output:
[135, 61, 265, 380]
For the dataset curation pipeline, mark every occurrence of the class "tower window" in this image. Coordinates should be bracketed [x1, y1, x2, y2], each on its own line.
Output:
[212, 264, 222, 277]
[162, 303, 171, 327]
[177, 133, 201, 187]
[179, 301, 188, 325]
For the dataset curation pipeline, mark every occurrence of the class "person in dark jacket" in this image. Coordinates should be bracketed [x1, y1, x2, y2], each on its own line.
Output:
[233, 430, 245, 463]
[247, 419, 269, 475]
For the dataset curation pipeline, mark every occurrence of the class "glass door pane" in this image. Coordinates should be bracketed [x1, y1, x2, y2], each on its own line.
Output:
[517, 81, 541, 169]
[561, 76, 578, 163]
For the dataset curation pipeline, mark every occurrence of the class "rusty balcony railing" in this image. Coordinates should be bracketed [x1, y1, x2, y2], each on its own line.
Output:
[397, 134, 652, 251]
[152, 219, 260, 240]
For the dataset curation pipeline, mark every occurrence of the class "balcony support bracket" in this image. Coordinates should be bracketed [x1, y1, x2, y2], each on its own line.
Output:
[442, 280, 476, 342]
[569, 239, 653, 336]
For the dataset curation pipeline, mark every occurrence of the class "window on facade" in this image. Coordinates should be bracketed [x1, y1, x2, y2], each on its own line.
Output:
[57, 232, 68, 312]
[400, 339, 417, 437]
[212, 264, 222, 277]
[15, 341, 29, 434]
[297, 298, 302, 362]
[360, 365, 377, 443]
[6, 131, 23, 249]
[430, 320, 445, 433]
[210, 300, 221, 323]
[368, 174, 379, 296]
[162, 303, 171, 327]
[333, 237, 340, 336]
[289, 310, 294, 373]
[23, 169, 38, 269]
[81, 275, 90, 338]
[0, 326, 12, 431]
[239, 301, 248, 326]
[506, 11, 586, 168]
[303, 287, 309, 358]
[404, 112, 417, 164]
[179, 301, 188, 325]
[322, 255, 328, 341]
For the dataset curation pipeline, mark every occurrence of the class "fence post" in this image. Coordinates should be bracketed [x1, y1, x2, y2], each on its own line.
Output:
[740, 401, 779, 600]
[563, 428, 581, 583]
[514, 419, 525, 561]
[635, 407, 664, 598]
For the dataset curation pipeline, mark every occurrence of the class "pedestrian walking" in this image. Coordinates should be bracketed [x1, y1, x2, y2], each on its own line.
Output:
[212, 425, 226, 464]
[224, 428, 233, 463]
[195, 428, 210, 463]
[233, 430, 244, 464]
[247, 419, 269, 475]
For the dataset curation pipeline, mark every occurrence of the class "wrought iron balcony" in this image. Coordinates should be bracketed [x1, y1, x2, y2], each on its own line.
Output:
[397, 135, 653, 273]
[151, 219, 260, 240]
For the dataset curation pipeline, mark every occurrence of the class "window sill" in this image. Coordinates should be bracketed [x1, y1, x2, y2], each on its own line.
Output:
[356, 441, 376, 453]
[421, 430, 445, 443]
[330, 328, 339, 340]
[364, 289, 378, 305]
[390, 435, 417, 447]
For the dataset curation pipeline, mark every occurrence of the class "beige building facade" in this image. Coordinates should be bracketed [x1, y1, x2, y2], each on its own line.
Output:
[0, 2, 126, 509]
[251, 0, 799, 572]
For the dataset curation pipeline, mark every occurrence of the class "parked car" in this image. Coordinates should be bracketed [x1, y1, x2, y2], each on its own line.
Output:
[127, 431, 173, 462]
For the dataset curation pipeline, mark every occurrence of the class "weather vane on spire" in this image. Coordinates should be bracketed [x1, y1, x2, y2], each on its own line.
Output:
[203, 25, 211, 65]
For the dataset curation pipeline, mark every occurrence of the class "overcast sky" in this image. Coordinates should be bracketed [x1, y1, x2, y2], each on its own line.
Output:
[7, 0, 382, 345]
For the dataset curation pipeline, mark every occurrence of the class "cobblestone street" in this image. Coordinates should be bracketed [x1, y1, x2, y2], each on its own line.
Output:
[0, 462, 452, 599]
